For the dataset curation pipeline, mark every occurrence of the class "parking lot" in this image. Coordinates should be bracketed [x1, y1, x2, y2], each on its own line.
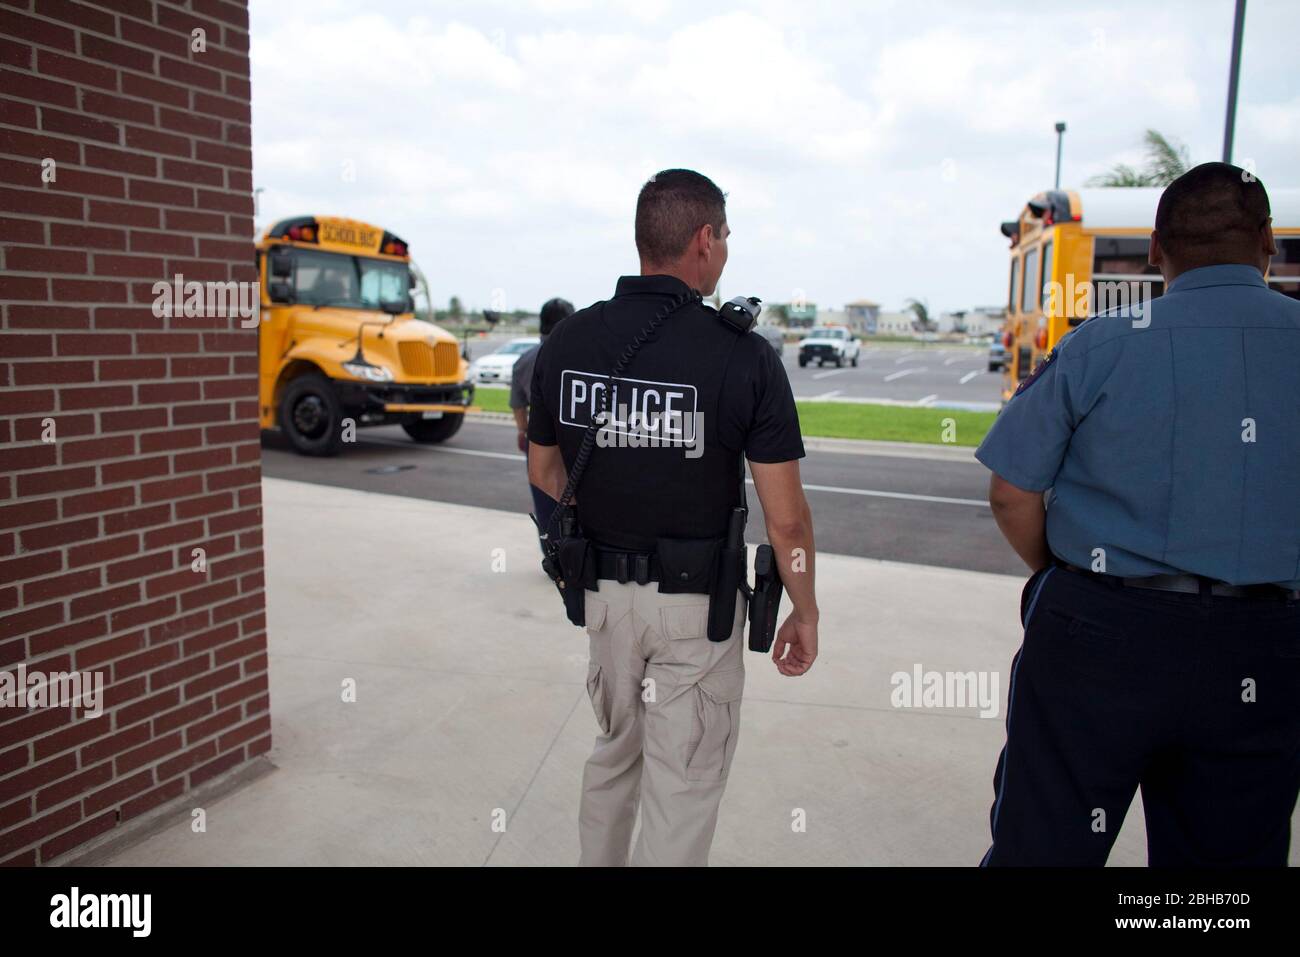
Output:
[464, 332, 1004, 411]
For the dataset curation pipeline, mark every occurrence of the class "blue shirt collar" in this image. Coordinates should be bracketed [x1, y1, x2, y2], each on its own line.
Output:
[1167, 263, 1267, 293]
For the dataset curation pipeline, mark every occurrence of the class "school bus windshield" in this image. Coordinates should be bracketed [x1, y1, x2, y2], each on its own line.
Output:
[293, 248, 410, 310]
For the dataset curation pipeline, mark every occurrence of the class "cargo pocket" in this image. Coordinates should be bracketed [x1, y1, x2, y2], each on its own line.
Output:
[586, 661, 612, 735]
[684, 668, 744, 782]
[584, 594, 609, 634]
[660, 601, 710, 641]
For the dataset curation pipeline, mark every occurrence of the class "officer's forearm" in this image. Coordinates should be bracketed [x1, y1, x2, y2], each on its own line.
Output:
[527, 442, 568, 501]
[765, 507, 818, 623]
[988, 475, 1052, 572]
[512, 407, 528, 433]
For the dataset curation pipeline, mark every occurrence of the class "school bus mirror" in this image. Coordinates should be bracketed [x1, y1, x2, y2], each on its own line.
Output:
[380, 299, 406, 315]
[269, 248, 294, 278]
[269, 279, 294, 303]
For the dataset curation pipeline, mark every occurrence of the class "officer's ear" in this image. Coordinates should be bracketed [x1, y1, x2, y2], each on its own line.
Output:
[1147, 229, 1163, 270]
[1261, 217, 1278, 260]
[695, 223, 716, 259]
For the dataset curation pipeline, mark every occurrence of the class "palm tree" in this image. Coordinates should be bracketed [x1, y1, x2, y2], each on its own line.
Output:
[1088, 129, 1191, 187]
[904, 297, 935, 332]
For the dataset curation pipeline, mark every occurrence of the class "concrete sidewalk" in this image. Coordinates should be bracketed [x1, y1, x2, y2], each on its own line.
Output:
[93, 478, 1293, 867]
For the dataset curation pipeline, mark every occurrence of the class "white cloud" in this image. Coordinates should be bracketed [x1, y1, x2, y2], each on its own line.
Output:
[249, 0, 1300, 312]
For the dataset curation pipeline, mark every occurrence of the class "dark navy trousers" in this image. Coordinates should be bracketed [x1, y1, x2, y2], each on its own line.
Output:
[982, 564, 1300, 866]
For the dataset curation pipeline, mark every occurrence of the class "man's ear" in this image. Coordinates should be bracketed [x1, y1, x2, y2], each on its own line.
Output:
[695, 223, 714, 260]
[1147, 229, 1163, 269]
[1262, 218, 1278, 258]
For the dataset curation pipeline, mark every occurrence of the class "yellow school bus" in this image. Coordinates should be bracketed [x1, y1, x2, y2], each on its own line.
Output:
[256, 216, 474, 455]
[999, 188, 1300, 402]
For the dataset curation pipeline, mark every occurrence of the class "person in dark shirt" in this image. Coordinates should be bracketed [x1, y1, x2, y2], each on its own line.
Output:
[510, 297, 572, 538]
[527, 169, 819, 866]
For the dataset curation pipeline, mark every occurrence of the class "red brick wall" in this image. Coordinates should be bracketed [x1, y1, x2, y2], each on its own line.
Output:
[0, 0, 270, 865]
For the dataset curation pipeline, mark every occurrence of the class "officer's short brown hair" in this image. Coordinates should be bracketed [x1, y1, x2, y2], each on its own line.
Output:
[635, 169, 726, 265]
[1155, 162, 1270, 265]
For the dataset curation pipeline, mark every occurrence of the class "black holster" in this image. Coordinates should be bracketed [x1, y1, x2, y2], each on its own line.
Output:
[747, 543, 784, 653]
[542, 504, 594, 627]
[705, 508, 748, 641]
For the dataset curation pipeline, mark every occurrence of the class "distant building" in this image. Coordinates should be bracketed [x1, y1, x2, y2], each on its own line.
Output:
[875, 310, 915, 334]
[844, 299, 880, 333]
[939, 306, 1006, 336]
[772, 302, 818, 327]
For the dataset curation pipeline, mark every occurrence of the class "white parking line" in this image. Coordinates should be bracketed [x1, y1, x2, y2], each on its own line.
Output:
[812, 390, 843, 400]
[917, 394, 938, 406]
[883, 367, 924, 382]
[943, 355, 977, 366]
[362, 434, 988, 506]
[811, 368, 851, 380]
[893, 353, 914, 365]
[959, 370, 982, 384]
[752, 478, 987, 508]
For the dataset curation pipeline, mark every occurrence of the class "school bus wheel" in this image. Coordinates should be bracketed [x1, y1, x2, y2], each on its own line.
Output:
[279, 372, 345, 456]
[401, 414, 464, 444]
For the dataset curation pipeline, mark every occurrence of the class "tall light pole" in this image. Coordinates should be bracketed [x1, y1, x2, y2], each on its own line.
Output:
[1053, 122, 1066, 189]
[1222, 0, 1247, 162]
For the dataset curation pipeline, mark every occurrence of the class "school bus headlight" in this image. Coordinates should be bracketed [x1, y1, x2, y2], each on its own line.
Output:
[342, 361, 394, 382]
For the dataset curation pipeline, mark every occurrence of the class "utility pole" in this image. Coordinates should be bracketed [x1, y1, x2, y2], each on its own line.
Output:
[1223, 0, 1246, 162]
[1053, 122, 1066, 189]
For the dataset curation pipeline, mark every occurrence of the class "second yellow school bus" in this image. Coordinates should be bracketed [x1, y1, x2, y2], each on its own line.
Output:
[999, 187, 1300, 402]
[255, 215, 474, 455]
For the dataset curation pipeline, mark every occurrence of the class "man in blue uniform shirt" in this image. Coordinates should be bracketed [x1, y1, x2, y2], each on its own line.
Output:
[976, 163, 1300, 866]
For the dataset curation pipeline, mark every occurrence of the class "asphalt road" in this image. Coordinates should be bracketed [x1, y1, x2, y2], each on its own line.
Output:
[261, 419, 1021, 577]
[463, 332, 1004, 410]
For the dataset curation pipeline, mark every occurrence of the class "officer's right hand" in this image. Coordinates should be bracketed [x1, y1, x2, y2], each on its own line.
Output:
[772, 612, 817, 676]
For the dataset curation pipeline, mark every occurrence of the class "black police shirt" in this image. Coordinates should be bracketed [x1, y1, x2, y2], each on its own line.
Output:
[528, 274, 805, 552]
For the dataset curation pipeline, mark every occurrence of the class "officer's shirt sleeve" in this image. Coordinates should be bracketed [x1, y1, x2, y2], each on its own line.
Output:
[526, 336, 558, 446]
[743, 337, 806, 463]
[974, 345, 1077, 492]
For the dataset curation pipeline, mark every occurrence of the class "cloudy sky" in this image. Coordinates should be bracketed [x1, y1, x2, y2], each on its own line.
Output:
[248, 0, 1300, 314]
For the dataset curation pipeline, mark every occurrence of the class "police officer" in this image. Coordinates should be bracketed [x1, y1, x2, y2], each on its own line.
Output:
[975, 162, 1300, 866]
[527, 169, 820, 866]
[511, 297, 573, 536]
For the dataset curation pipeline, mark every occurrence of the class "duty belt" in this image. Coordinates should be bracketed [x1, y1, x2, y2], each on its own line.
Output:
[1062, 563, 1300, 601]
[593, 547, 663, 586]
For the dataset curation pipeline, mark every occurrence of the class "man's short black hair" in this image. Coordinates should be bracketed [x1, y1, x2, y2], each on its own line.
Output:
[539, 297, 573, 336]
[1154, 162, 1270, 264]
[635, 169, 726, 265]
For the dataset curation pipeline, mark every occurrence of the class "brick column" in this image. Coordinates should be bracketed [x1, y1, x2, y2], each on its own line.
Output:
[1, 0, 270, 865]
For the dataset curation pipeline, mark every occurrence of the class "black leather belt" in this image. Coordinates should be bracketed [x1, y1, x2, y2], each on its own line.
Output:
[1062, 563, 1299, 601]
[593, 548, 662, 586]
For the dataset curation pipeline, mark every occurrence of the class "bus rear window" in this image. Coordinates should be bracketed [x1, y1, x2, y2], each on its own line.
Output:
[1092, 236, 1160, 278]
[1020, 247, 1039, 315]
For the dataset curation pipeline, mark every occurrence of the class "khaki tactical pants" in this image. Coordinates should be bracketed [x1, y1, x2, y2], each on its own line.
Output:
[579, 582, 746, 867]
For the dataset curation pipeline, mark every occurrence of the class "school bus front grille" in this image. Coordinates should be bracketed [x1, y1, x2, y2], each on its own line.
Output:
[398, 341, 459, 379]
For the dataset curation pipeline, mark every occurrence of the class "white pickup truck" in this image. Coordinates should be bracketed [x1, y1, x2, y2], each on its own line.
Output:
[797, 326, 860, 368]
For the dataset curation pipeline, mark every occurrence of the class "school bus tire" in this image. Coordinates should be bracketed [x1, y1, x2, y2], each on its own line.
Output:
[402, 414, 464, 444]
[279, 372, 345, 456]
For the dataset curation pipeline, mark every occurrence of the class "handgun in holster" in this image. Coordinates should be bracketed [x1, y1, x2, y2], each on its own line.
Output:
[706, 508, 748, 641]
[747, 543, 784, 653]
[540, 504, 591, 627]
